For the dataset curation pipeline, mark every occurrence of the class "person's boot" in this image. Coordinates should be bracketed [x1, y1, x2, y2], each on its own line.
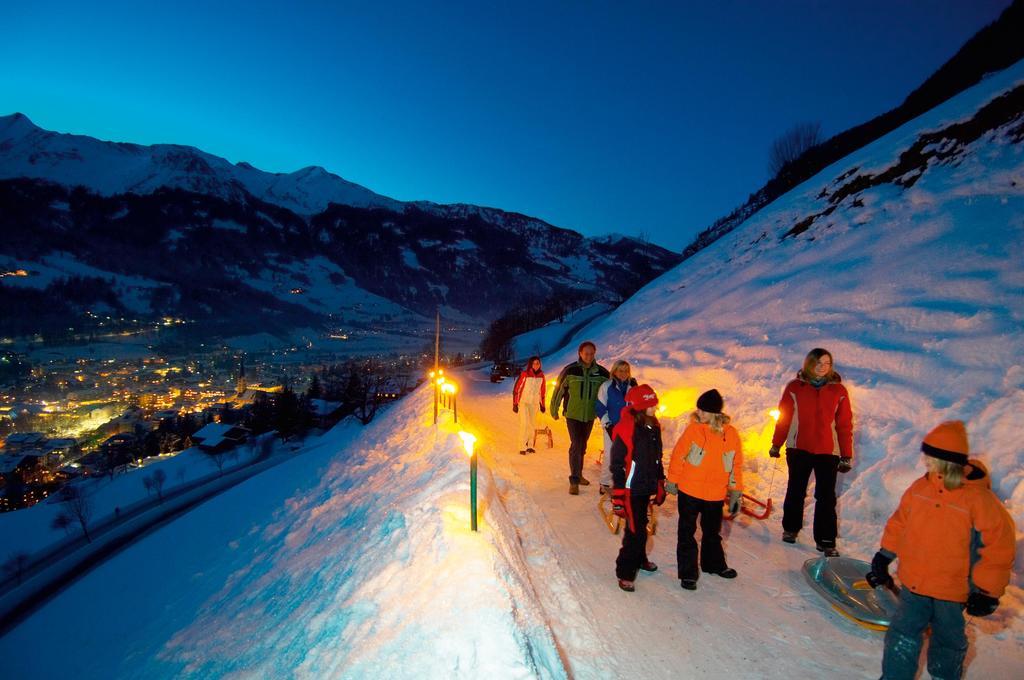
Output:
[519, 450, 526, 455]
[618, 579, 635, 592]
[816, 542, 840, 557]
[640, 560, 658, 572]
[569, 482, 579, 495]
[782, 531, 798, 544]
[703, 567, 737, 578]
[680, 579, 697, 591]
[579, 477, 591, 486]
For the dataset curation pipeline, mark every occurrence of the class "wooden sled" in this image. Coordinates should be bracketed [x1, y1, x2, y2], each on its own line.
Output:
[532, 426, 554, 449]
[598, 495, 658, 536]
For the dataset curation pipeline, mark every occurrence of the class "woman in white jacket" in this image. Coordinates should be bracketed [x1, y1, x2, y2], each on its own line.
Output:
[512, 356, 546, 454]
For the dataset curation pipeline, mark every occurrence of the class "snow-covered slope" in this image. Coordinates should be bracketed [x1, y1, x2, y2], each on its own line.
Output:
[0, 113, 400, 215]
[544, 60, 1024, 560]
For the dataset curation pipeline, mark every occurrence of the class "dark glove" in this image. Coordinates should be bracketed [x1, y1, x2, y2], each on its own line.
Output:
[539, 403, 545, 413]
[654, 479, 666, 506]
[769, 446, 781, 458]
[665, 481, 678, 496]
[838, 457, 852, 473]
[865, 551, 894, 589]
[966, 591, 999, 617]
[512, 404, 519, 414]
[551, 409, 559, 421]
[728, 489, 742, 515]
[605, 423, 614, 437]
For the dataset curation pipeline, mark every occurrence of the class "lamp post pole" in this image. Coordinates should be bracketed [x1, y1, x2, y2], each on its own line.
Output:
[459, 431, 478, 532]
[470, 453, 477, 531]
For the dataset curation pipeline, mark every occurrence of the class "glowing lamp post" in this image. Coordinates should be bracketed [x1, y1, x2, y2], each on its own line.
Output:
[442, 381, 458, 422]
[459, 431, 478, 531]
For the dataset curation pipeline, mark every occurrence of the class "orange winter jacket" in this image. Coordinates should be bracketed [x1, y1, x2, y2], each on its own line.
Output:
[667, 420, 743, 502]
[880, 459, 1016, 602]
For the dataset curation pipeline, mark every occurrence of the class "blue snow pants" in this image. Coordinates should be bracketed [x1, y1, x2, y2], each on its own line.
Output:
[881, 588, 967, 680]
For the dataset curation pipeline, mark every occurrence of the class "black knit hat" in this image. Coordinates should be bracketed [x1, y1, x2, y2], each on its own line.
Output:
[696, 389, 724, 414]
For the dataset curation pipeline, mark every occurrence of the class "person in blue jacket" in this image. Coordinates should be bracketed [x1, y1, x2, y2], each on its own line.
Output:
[595, 360, 637, 494]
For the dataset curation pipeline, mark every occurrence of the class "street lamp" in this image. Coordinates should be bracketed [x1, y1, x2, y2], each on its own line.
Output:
[458, 431, 478, 531]
[442, 381, 458, 422]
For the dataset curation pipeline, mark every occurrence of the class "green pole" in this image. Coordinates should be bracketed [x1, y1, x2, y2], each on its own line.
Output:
[470, 454, 478, 532]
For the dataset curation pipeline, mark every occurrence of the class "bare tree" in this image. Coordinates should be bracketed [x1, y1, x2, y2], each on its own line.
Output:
[3, 552, 31, 585]
[51, 513, 75, 536]
[768, 121, 822, 176]
[151, 468, 167, 502]
[203, 449, 231, 476]
[56, 486, 94, 542]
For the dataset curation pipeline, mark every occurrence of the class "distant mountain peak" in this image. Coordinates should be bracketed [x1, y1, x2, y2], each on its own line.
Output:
[0, 112, 40, 136]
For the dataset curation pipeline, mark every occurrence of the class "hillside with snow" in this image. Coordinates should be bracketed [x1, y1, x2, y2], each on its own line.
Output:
[0, 113, 681, 344]
[0, 54, 1022, 680]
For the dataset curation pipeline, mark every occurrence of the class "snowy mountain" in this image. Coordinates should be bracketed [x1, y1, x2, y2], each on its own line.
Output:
[0, 112, 400, 215]
[0, 114, 681, 341]
[1, 53, 1022, 680]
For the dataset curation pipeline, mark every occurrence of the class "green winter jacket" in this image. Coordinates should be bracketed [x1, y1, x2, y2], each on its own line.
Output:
[549, 360, 610, 422]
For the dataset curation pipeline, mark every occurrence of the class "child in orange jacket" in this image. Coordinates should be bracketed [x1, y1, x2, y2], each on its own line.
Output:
[866, 421, 1016, 680]
[666, 389, 743, 590]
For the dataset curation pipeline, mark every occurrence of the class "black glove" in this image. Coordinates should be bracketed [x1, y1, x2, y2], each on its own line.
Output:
[838, 457, 852, 473]
[966, 591, 999, 617]
[539, 403, 545, 413]
[512, 404, 519, 414]
[865, 551, 894, 589]
[769, 446, 781, 458]
[605, 423, 614, 437]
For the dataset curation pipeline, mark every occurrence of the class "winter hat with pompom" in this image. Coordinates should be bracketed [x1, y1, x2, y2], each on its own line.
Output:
[921, 420, 969, 466]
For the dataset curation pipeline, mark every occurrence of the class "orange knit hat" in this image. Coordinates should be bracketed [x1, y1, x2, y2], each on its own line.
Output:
[921, 420, 969, 465]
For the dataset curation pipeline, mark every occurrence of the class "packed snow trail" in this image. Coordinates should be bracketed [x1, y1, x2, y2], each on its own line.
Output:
[457, 370, 888, 679]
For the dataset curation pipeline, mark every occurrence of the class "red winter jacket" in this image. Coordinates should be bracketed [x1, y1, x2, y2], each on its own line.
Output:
[771, 373, 854, 459]
[512, 368, 546, 408]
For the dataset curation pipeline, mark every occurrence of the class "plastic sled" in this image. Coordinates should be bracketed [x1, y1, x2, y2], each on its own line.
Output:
[802, 556, 900, 631]
[597, 495, 658, 536]
[724, 494, 773, 521]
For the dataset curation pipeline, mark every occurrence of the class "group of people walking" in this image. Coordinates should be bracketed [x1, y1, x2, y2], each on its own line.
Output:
[510, 340, 1015, 679]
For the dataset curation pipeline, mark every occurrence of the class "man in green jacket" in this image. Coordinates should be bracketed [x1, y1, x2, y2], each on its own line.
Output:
[550, 341, 610, 495]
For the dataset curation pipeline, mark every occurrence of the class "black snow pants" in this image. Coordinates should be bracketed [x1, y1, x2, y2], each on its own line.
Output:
[616, 493, 651, 580]
[676, 491, 727, 581]
[782, 448, 839, 545]
[566, 417, 595, 483]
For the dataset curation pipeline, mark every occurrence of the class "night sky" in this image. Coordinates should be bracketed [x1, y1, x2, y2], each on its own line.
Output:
[1, 0, 1012, 250]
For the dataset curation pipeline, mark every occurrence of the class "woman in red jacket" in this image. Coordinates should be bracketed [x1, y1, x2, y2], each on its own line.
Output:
[769, 348, 853, 556]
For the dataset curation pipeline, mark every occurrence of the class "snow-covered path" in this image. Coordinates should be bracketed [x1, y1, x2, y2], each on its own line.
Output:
[458, 370, 884, 679]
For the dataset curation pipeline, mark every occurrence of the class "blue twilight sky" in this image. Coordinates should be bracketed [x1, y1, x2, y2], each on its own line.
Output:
[0, 1, 1012, 250]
